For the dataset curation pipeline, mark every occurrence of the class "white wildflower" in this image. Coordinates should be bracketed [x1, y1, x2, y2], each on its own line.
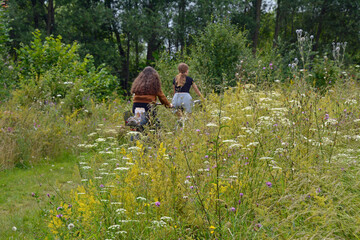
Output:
[221, 116, 231, 121]
[95, 138, 106, 142]
[259, 97, 272, 102]
[116, 208, 127, 214]
[242, 106, 252, 111]
[229, 144, 242, 149]
[152, 220, 167, 227]
[160, 216, 173, 221]
[127, 131, 140, 136]
[67, 223, 75, 230]
[247, 142, 259, 147]
[108, 225, 121, 230]
[128, 146, 141, 151]
[114, 167, 130, 171]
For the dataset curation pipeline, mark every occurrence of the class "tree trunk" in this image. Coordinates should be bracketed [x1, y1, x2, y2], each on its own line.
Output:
[46, 0, 54, 35]
[273, 0, 281, 47]
[31, 0, 39, 29]
[252, 0, 262, 54]
[146, 33, 159, 64]
[125, 34, 131, 91]
[313, 1, 327, 52]
[113, 24, 129, 93]
[135, 40, 139, 71]
[145, 0, 161, 65]
[179, 0, 186, 54]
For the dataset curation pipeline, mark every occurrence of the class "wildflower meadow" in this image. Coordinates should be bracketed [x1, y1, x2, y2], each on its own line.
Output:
[1, 8, 360, 238]
[4, 75, 360, 239]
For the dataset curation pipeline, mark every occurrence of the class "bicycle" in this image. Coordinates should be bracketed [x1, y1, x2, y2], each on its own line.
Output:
[124, 102, 164, 142]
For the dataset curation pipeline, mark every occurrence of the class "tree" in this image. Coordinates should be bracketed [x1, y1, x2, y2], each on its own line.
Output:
[190, 20, 250, 89]
[252, 0, 262, 54]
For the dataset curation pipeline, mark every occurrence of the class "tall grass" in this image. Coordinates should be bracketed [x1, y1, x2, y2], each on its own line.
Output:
[0, 97, 129, 170]
[43, 77, 360, 239]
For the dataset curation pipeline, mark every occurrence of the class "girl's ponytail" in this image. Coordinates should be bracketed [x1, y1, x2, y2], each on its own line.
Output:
[175, 63, 189, 87]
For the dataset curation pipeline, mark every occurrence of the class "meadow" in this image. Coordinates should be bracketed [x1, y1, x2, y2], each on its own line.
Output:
[3, 75, 360, 239]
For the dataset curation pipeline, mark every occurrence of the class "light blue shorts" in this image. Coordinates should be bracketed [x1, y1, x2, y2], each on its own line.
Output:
[172, 93, 193, 113]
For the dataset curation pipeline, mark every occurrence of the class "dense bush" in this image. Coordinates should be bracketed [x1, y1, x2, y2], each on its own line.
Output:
[0, 7, 15, 100]
[189, 20, 251, 90]
[14, 30, 118, 113]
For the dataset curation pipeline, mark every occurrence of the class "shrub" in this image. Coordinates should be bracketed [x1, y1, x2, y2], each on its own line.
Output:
[0, 6, 15, 100]
[14, 30, 118, 112]
[189, 20, 251, 90]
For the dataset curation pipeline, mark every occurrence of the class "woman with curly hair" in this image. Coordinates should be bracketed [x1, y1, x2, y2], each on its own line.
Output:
[130, 66, 172, 125]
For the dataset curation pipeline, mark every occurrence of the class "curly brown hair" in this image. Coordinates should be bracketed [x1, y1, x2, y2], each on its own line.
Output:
[131, 66, 161, 95]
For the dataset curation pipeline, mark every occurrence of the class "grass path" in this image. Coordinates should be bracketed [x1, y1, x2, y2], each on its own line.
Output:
[0, 152, 81, 239]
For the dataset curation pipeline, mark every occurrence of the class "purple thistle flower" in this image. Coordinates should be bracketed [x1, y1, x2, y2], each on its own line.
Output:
[68, 204, 72, 208]
[56, 214, 63, 218]
[155, 201, 161, 207]
[31, 192, 35, 197]
[240, 193, 244, 197]
[47, 194, 50, 198]
[266, 182, 272, 187]
[205, 155, 209, 158]
[100, 184, 105, 188]
[231, 207, 236, 212]
[196, 129, 200, 132]
[238, 200, 241, 204]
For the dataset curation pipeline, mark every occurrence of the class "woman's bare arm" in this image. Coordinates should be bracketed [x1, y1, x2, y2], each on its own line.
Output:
[192, 82, 204, 100]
